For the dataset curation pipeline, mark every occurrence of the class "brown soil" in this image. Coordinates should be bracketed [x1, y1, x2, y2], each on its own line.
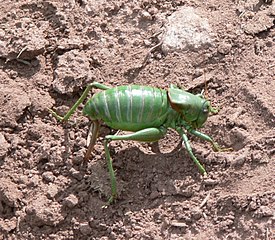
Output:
[0, 1, 274, 239]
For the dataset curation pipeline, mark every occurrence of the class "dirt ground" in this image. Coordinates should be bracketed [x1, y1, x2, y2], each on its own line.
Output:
[0, 0, 274, 239]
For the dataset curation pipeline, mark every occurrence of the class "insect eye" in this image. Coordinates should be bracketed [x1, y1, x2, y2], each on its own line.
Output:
[203, 106, 209, 113]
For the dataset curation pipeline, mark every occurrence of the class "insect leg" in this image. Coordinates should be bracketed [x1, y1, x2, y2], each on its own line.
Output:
[103, 127, 167, 204]
[106, 127, 167, 142]
[103, 138, 117, 204]
[176, 128, 207, 176]
[188, 129, 222, 151]
[49, 82, 111, 122]
[84, 120, 100, 161]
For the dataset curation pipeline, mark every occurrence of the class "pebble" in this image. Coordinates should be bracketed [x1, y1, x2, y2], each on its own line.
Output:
[203, 178, 219, 186]
[254, 206, 273, 218]
[191, 208, 203, 220]
[231, 151, 247, 167]
[79, 222, 92, 235]
[0, 29, 5, 38]
[44, 163, 55, 171]
[162, 6, 213, 53]
[69, 168, 83, 181]
[0, 178, 23, 207]
[63, 194, 79, 208]
[139, 10, 152, 20]
[170, 220, 188, 228]
[42, 171, 55, 183]
[72, 150, 85, 165]
[46, 184, 59, 199]
[217, 42, 232, 55]
[0, 133, 10, 160]
[179, 189, 193, 198]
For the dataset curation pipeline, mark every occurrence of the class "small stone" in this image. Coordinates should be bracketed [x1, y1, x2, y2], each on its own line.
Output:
[229, 127, 248, 150]
[63, 194, 78, 208]
[148, 7, 158, 15]
[254, 206, 273, 218]
[139, 10, 152, 20]
[42, 171, 55, 183]
[247, 71, 256, 78]
[79, 222, 92, 235]
[72, 150, 85, 165]
[25, 195, 64, 227]
[0, 178, 23, 207]
[231, 151, 247, 167]
[170, 220, 188, 228]
[44, 163, 55, 171]
[0, 29, 5, 38]
[248, 200, 258, 211]
[28, 174, 40, 187]
[49, 234, 59, 239]
[143, 39, 151, 46]
[0, 133, 10, 160]
[191, 208, 203, 220]
[46, 184, 59, 199]
[203, 178, 219, 186]
[162, 6, 213, 53]
[149, 191, 159, 199]
[69, 168, 83, 181]
[180, 189, 193, 198]
[0, 217, 17, 233]
[53, 50, 91, 95]
[217, 43, 232, 55]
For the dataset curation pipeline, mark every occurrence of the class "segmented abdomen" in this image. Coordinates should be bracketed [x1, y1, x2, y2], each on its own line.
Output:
[83, 85, 169, 131]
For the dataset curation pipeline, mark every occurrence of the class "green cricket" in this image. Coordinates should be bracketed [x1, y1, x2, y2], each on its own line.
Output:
[50, 82, 223, 203]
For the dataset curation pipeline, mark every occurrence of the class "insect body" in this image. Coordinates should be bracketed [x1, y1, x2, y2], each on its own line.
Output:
[84, 86, 169, 132]
[50, 82, 222, 203]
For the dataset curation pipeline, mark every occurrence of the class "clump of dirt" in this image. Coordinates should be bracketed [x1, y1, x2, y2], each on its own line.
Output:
[0, 0, 274, 239]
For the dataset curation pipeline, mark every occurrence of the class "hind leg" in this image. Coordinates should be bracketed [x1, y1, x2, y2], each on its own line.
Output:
[49, 82, 111, 121]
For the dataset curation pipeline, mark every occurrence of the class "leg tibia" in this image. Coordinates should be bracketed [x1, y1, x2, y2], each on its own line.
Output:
[84, 120, 100, 161]
[49, 82, 111, 122]
[176, 128, 207, 175]
[104, 127, 167, 203]
[189, 129, 222, 151]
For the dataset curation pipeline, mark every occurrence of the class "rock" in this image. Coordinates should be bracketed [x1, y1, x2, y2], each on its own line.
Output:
[0, 18, 48, 60]
[52, 50, 91, 95]
[203, 178, 219, 186]
[231, 151, 247, 167]
[243, 10, 274, 35]
[46, 184, 59, 199]
[161, 6, 213, 53]
[229, 127, 249, 151]
[139, 10, 153, 21]
[42, 171, 56, 183]
[69, 167, 83, 181]
[0, 85, 31, 128]
[79, 222, 92, 235]
[0, 133, 10, 160]
[0, 178, 23, 208]
[63, 194, 79, 208]
[170, 220, 188, 228]
[72, 150, 85, 165]
[217, 42, 232, 55]
[254, 206, 273, 218]
[25, 195, 64, 227]
[191, 208, 203, 220]
[0, 217, 17, 233]
[179, 189, 193, 198]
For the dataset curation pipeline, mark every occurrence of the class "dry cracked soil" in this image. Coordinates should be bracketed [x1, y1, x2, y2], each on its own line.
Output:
[0, 0, 274, 239]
